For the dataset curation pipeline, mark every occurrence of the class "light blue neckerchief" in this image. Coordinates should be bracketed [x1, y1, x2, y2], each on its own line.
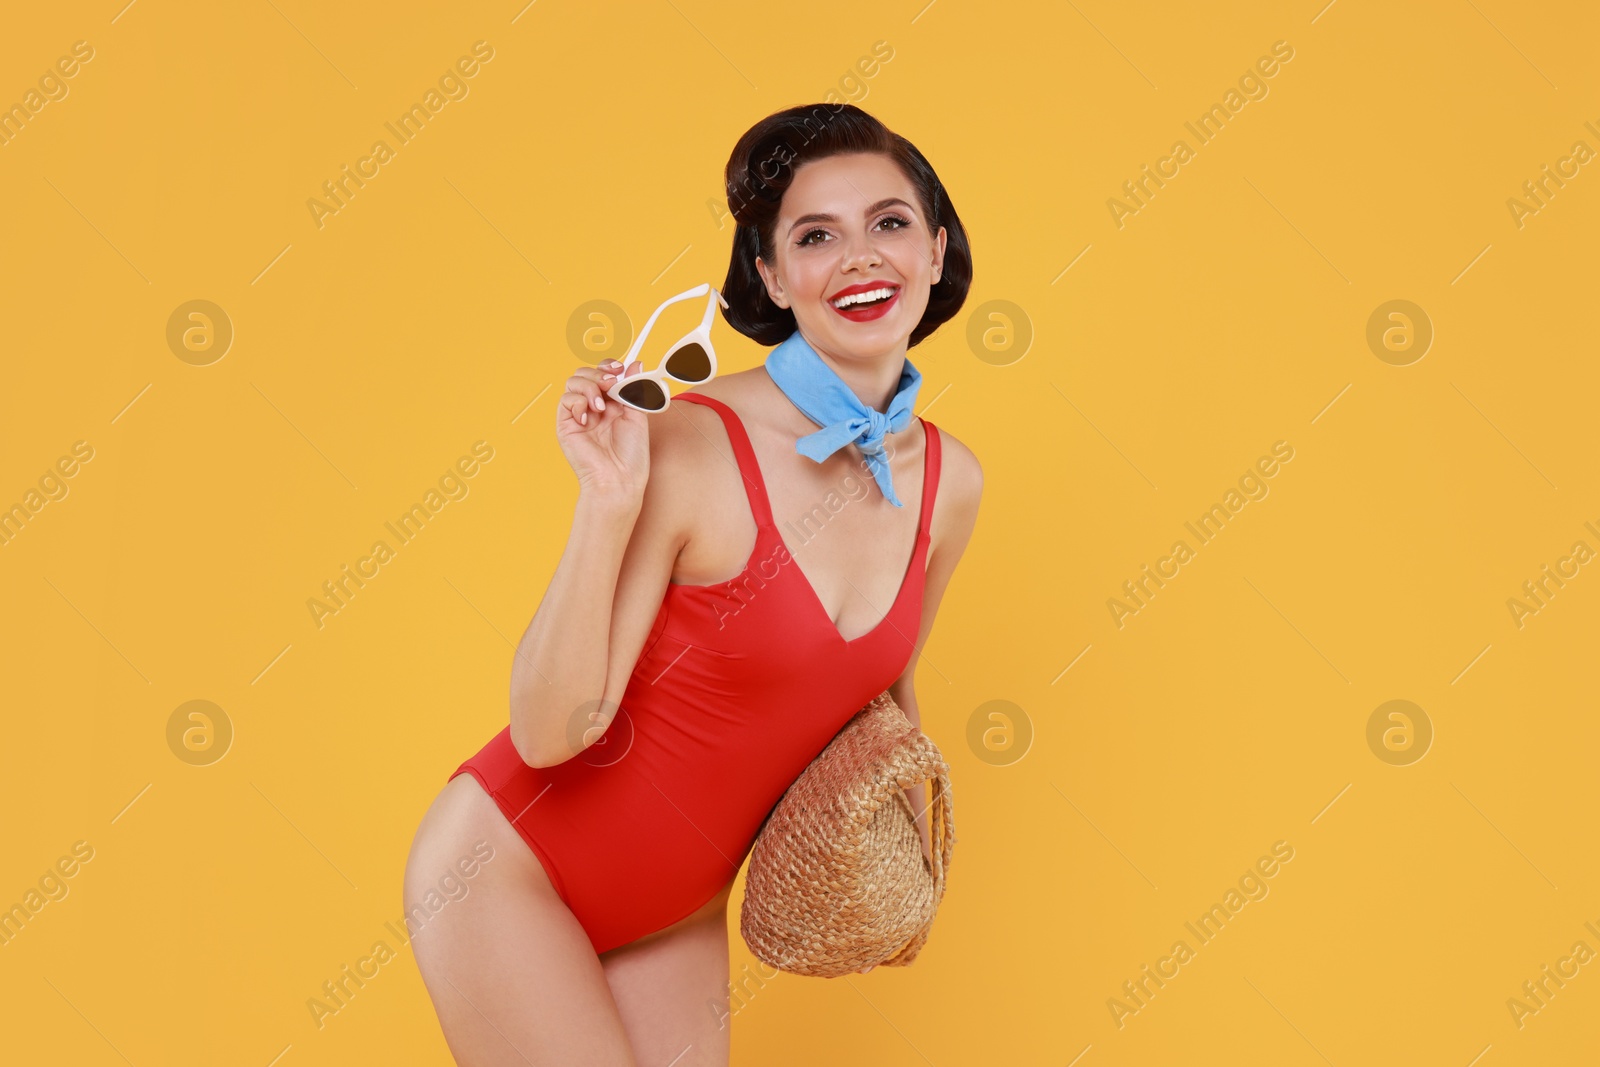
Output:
[763, 329, 923, 507]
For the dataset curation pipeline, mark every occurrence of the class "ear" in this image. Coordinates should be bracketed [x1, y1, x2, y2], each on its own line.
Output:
[931, 225, 948, 283]
[754, 254, 790, 309]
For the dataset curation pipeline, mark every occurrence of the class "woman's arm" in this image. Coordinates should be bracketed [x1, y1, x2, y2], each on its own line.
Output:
[887, 430, 984, 864]
[508, 403, 699, 768]
[509, 491, 637, 765]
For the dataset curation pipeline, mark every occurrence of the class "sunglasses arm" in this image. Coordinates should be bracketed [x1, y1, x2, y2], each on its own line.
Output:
[699, 286, 729, 329]
[619, 282, 712, 368]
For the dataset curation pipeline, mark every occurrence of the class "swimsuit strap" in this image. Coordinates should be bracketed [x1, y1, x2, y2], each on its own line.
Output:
[678, 393, 941, 535]
[673, 393, 775, 528]
[918, 418, 941, 540]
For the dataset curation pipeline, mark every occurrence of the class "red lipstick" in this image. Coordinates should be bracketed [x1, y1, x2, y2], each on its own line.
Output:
[827, 281, 901, 323]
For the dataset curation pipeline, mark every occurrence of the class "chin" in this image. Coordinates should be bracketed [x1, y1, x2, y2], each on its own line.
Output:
[825, 327, 908, 361]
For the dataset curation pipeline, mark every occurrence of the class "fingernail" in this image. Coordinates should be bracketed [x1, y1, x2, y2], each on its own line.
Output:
[580, 412, 588, 425]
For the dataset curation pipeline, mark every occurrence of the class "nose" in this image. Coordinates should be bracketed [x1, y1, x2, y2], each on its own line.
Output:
[838, 229, 882, 273]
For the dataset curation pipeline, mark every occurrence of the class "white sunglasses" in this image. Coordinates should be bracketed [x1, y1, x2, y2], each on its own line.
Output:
[605, 282, 727, 413]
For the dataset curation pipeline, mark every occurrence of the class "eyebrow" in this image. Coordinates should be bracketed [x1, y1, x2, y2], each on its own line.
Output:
[787, 198, 916, 235]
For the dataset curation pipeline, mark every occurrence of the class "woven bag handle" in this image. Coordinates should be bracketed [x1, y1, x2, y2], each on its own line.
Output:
[881, 734, 955, 967]
[890, 740, 951, 881]
[926, 759, 955, 899]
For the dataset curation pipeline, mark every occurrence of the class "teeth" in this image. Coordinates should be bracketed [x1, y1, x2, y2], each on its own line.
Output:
[831, 287, 896, 309]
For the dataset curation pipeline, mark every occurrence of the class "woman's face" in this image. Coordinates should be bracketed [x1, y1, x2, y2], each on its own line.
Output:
[755, 152, 947, 363]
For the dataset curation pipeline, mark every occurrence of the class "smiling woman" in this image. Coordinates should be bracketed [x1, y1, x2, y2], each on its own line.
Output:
[408, 102, 984, 1067]
[721, 105, 972, 348]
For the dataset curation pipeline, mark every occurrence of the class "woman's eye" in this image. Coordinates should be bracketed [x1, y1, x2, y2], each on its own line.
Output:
[797, 215, 911, 247]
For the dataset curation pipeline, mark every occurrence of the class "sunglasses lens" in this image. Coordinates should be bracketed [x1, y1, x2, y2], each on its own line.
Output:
[617, 378, 667, 411]
[664, 343, 712, 383]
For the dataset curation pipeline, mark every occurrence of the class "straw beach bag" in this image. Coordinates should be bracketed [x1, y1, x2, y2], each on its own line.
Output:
[740, 691, 956, 978]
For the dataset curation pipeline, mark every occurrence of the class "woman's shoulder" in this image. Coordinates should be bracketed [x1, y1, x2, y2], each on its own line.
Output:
[918, 420, 982, 561]
[674, 367, 767, 411]
[645, 371, 766, 473]
[923, 420, 982, 503]
[664, 370, 772, 442]
[636, 374, 770, 548]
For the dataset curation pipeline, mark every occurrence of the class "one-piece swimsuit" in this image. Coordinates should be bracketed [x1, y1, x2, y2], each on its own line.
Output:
[448, 391, 942, 954]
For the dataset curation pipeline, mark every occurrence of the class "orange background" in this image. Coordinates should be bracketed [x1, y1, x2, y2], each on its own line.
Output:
[2, 1, 1597, 1064]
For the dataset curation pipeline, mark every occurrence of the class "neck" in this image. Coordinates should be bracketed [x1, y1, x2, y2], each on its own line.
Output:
[799, 331, 909, 414]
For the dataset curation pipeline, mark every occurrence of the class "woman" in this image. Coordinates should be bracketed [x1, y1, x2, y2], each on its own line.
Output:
[405, 103, 983, 1066]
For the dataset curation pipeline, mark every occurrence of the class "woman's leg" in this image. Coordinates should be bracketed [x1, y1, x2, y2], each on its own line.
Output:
[599, 881, 736, 1067]
[405, 773, 639, 1066]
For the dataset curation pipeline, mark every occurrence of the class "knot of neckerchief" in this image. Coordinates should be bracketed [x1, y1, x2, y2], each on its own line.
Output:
[763, 329, 922, 507]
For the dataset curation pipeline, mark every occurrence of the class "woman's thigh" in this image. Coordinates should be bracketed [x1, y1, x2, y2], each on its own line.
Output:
[599, 881, 736, 1067]
[405, 773, 638, 1066]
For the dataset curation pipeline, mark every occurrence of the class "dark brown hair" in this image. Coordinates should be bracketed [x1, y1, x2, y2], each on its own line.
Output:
[720, 103, 973, 348]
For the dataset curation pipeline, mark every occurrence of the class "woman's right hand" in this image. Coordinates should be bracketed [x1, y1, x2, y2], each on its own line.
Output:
[557, 359, 651, 501]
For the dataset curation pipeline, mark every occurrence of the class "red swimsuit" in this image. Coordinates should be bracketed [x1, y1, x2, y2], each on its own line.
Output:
[448, 392, 943, 955]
